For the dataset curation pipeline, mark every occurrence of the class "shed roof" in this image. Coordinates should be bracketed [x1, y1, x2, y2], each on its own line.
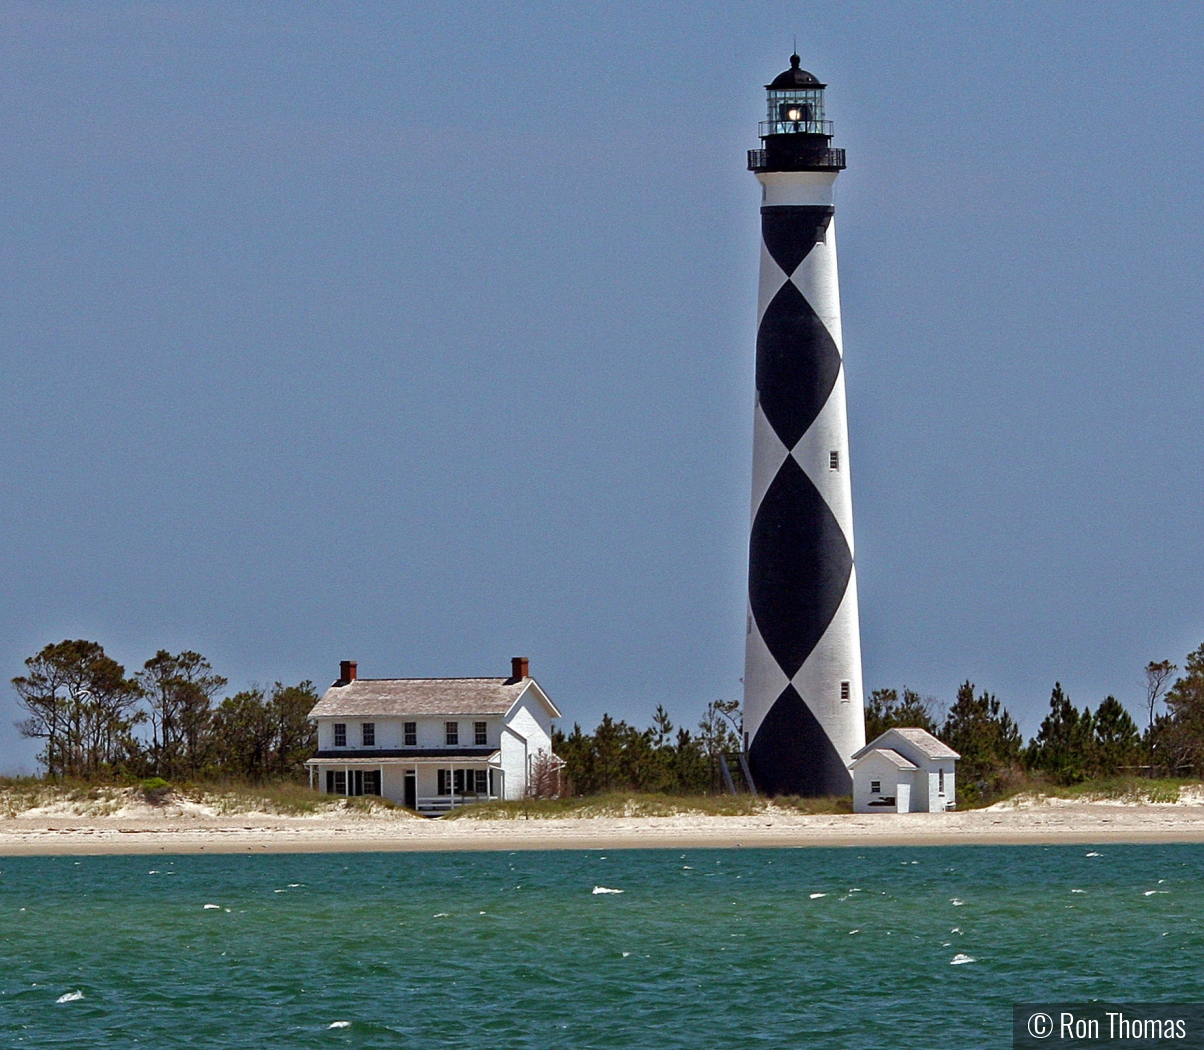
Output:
[849, 747, 918, 771]
[852, 727, 960, 763]
[307, 677, 560, 720]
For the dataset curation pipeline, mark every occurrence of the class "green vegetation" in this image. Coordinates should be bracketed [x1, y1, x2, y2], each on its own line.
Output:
[445, 792, 851, 820]
[12, 640, 317, 783]
[0, 775, 405, 818]
[553, 700, 742, 796]
[967, 776, 1199, 810]
[11, 636, 1204, 811]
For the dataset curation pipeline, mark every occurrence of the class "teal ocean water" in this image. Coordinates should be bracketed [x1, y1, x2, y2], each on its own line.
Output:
[1, 844, 1201, 1048]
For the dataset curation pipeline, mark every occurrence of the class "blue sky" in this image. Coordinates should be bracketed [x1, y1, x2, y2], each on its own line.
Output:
[1, 2, 1202, 770]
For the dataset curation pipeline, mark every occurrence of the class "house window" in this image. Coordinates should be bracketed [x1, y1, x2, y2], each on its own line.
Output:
[474, 721, 488, 746]
[840, 681, 850, 701]
[437, 769, 487, 795]
[404, 722, 417, 746]
[327, 770, 347, 794]
[445, 721, 459, 745]
[829, 450, 840, 471]
[870, 780, 881, 794]
[939, 769, 945, 794]
[361, 723, 375, 747]
[333, 723, 346, 747]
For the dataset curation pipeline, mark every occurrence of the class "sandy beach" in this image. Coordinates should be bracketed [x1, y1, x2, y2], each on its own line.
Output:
[3, 795, 1204, 855]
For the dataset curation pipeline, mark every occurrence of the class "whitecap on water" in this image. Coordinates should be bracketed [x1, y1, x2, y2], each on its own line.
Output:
[1071, 889, 1086, 894]
[1085, 851, 1101, 857]
[203, 904, 220, 910]
[592, 886, 623, 895]
[56, 991, 84, 1003]
[950, 954, 975, 965]
[621, 951, 631, 957]
[327, 1020, 350, 1029]
[1144, 890, 1168, 897]
[433, 912, 450, 917]
[950, 927, 962, 934]
[950, 898, 965, 906]
[809, 893, 826, 899]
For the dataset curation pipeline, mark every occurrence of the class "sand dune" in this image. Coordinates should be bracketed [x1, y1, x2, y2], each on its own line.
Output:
[3, 797, 1204, 855]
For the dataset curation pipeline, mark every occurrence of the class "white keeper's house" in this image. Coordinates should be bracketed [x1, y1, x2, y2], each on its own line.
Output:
[848, 727, 960, 813]
[306, 657, 561, 814]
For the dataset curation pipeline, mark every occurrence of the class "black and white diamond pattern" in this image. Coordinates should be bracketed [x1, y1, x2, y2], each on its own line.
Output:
[744, 203, 865, 797]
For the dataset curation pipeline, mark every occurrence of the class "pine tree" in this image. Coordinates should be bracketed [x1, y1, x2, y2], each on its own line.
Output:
[941, 680, 1022, 793]
[1028, 683, 1094, 784]
[1090, 696, 1141, 776]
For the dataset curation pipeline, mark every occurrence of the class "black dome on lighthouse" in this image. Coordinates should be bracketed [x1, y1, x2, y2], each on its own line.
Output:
[767, 53, 825, 89]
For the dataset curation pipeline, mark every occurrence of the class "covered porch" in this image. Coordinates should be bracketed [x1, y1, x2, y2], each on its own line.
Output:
[306, 755, 505, 815]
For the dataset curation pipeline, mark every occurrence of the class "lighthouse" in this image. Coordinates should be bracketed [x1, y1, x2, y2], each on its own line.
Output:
[743, 55, 865, 796]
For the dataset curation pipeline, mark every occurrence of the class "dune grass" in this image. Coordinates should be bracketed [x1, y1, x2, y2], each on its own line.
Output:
[0, 777, 406, 818]
[979, 776, 1199, 808]
[444, 792, 852, 820]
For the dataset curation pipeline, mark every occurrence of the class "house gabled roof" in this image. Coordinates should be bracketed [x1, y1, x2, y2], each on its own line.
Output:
[851, 726, 960, 763]
[849, 747, 918, 771]
[308, 677, 561, 721]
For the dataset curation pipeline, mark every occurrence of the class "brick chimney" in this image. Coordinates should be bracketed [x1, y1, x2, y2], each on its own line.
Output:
[339, 660, 357, 683]
[510, 656, 529, 681]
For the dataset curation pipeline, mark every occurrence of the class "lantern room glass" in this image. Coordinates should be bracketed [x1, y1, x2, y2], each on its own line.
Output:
[764, 87, 827, 136]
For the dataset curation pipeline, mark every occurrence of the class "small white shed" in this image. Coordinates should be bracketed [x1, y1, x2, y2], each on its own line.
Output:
[849, 727, 960, 813]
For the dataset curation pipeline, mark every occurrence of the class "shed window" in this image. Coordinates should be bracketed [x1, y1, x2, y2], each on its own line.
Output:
[361, 723, 375, 747]
[829, 450, 840, 471]
[840, 680, 850, 701]
[404, 722, 417, 746]
[333, 723, 346, 747]
[939, 769, 945, 794]
[474, 721, 488, 745]
[445, 721, 459, 746]
[870, 780, 881, 794]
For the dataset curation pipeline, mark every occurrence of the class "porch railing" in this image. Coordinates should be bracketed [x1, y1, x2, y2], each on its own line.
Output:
[415, 792, 501, 814]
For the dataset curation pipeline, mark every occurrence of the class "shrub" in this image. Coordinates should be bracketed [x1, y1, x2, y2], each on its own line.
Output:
[140, 777, 171, 804]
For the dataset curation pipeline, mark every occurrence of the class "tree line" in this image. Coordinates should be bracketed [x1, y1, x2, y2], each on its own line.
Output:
[553, 699, 744, 795]
[555, 641, 1204, 800]
[853, 642, 1204, 799]
[12, 639, 317, 782]
[14, 636, 1204, 799]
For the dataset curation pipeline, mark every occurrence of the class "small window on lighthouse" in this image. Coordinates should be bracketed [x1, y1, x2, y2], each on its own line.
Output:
[840, 680, 850, 701]
[829, 450, 840, 471]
